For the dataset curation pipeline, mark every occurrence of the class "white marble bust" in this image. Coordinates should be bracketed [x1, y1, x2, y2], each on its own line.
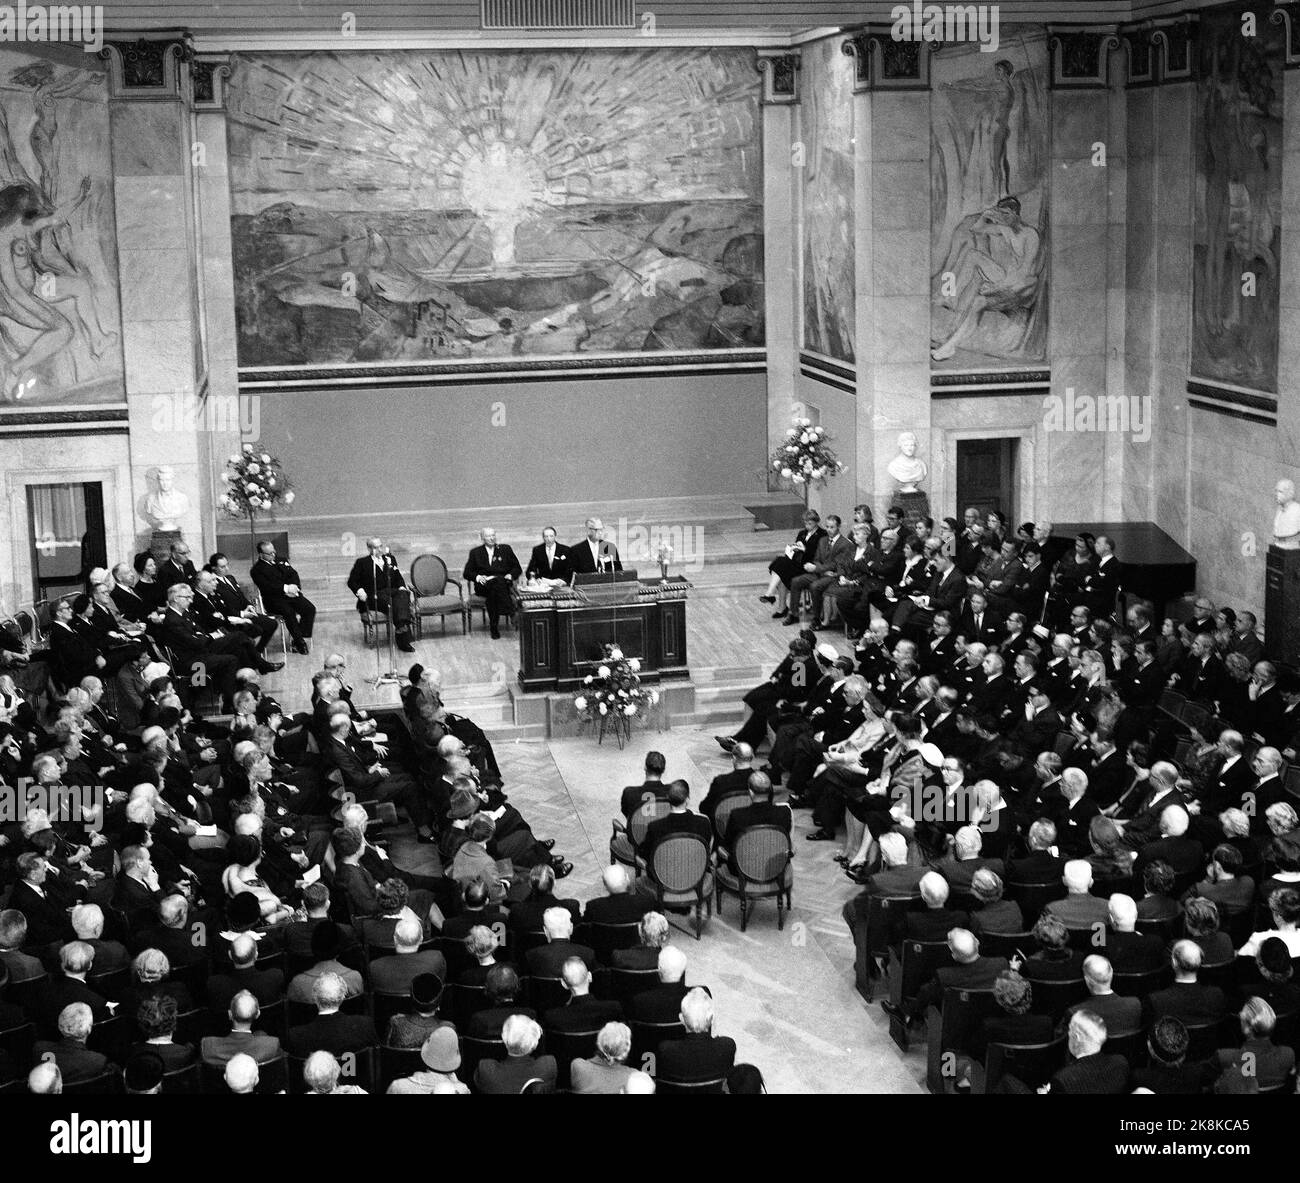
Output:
[887, 431, 928, 493]
[143, 466, 190, 532]
[1273, 478, 1300, 550]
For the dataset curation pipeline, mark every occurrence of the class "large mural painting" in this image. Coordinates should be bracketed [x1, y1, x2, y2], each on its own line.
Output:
[0, 51, 122, 412]
[800, 36, 854, 365]
[930, 28, 1049, 371]
[1192, 6, 1283, 395]
[226, 49, 764, 369]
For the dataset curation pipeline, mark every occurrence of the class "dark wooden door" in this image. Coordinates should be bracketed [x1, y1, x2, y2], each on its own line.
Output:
[955, 438, 1016, 522]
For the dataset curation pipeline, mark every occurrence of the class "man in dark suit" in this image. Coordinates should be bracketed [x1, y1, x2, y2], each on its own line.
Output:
[109, 562, 153, 623]
[1063, 955, 1143, 1036]
[250, 539, 315, 654]
[640, 780, 711, 867]
[286, 971, 377, 1057]
[1132, 805, 1203, 881]
[1144, 941, 1228, 1027]
[524, 909, 596, 982]
[39, 939, 114, 1033]
[1172, 633, 1225, 705]
[368, 918, 447, 995]
[33, 1001, 110, 1083]
[1044, 1010, 1129, 1093]
[542, 957, 623, 1033]
[956, 591, 1003, 649]
[892, 550, 966, 637]
[904, 872, 971, 942]
[157, 541, 198, 592]
[619, 750, 671, 819]
[189, 571, 283, 672]
[656, 987, 736, 1088]
[721, 776, 792, 876]
[525, 526, 573, 583]
[1083, 536, 1122, 619]
[699, 746, 758, 824]
[1005, 818, 1064, 885]
[206, 552, 278, 652]
[462, 527, 521, 639]
[475, 1014, 557, 1093]
[10, 853, 72, 946]
[200, 990, 283, 1067]
[207, 934, 285, 1013]
[569, 517, 622, 576]
[583, 864, 656, 927]
[438, 879, 508, 943]
[1103, 894, 1167, 973]
[892, 928, 1009, 1022]
[626, 945, 696, 1024]
[346, 537, 414, 652]
[154, 584, 241, 706]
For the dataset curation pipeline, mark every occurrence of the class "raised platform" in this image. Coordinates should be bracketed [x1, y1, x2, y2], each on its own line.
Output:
[247, 491, 816, 736]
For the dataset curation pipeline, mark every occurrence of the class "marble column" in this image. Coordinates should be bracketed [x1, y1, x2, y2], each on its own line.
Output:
[101, 37, 206, 557]
[758, 52, 800, 477]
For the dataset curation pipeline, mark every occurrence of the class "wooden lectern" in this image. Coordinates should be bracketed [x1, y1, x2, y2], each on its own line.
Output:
[516, 573, 691, 691]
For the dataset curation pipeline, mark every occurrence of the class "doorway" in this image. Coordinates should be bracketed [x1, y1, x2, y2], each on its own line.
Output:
[25, 481, 106, 603]
[955, 438, 1018, 523]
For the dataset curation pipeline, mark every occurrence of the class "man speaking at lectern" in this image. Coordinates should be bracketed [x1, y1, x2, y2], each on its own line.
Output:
[569, 517, 622, 577]
[463, 528, 521, 639]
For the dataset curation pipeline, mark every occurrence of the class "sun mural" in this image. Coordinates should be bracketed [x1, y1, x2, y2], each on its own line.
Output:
[226, 49, 765, 368]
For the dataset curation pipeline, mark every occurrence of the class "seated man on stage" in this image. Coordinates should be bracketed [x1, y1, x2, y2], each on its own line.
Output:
[525, 526, 572, 585]
[569, 517, 622, 577]
[206, 553, 278, 653]
[250, 539, 316, 655]
[463, 528, 522, 640]
[347, 537, 415, 653]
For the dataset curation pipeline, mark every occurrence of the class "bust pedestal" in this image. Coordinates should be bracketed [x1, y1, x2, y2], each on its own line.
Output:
[895, 490, 931, 530]
[150, 529, 181, 565]
[1265, 544, 1300, 661]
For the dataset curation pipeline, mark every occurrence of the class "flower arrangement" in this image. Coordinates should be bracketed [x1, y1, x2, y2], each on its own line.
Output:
[656, 540, 674, 579]
[573, 643, 659, 748]
[219, 443, 295, 546]
[769, 411, 846, 506]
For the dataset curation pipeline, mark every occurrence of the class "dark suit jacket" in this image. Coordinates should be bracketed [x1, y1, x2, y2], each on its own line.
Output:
[1064, 991, 1142, 1035]
[475, 1053, 558, 1093]
[582, 893, 655, 926]
[526, 543, 573, 583]
[368, 951, 448, 995]
[207, 966, 285, 1012]
[1104, 929, 1166, 973]
[620, 779, 671, 820]
[1048, 1052, 1129, 1093]
[111, 584, 150, 623]
[250, 557, 307, 605]
[723, 802, 793, 853]
[542, 995, 623, 1034]
[568, 539, 622, 575]
[642, 811, 711, 865]
[33, 1038, 109, 1082]
[1145, 982, 1228, 1027]
[525, 940, 598, 981]
[345, 554, 407, 607]
[287, 1011, 378, 1057]
[700, 769, 752, 821]
[463, 544, 521, 590]
[465, 1003, 538, 1041]
[39, 976, 111, 1033]
[956, 607, 1003, 648]
[656, 1031, 737, 1085]
[627, 981, 692, 1025]
[10, 880, 71, 946]
[904, 908, 970, 942]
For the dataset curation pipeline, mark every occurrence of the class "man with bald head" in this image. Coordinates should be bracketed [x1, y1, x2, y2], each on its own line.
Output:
[346, 536, 414, 652]
[570, 517, 621, 576]
[700, 743, 756, 821]
[463, 528, 521, 639]
[542, 956, 624, 1034]
[583, 864, 655, 927]
[1132, 804, 1203, 880]
[891, 928, 1010, 1022]
[656, 987, 736, 1088]
[721, 772, 792, 872]
[201, 990, 282, 1067]
[206, 933, 285, 1013]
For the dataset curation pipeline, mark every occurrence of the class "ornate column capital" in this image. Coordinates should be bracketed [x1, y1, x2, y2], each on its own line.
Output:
[1047, 26, 1122, 90]
[840, 25, 934, 93]
[98, 33, 193, 100]
[191, 53, 234, 112]
[756, 50, 801, 105]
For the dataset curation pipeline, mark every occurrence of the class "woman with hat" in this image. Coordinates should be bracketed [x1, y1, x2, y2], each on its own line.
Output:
[385, 972, 453, 1050]
[386, 1026, 470, 1093]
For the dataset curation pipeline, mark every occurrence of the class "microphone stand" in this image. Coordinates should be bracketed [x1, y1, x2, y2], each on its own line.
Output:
[368, 554, 401, 690]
